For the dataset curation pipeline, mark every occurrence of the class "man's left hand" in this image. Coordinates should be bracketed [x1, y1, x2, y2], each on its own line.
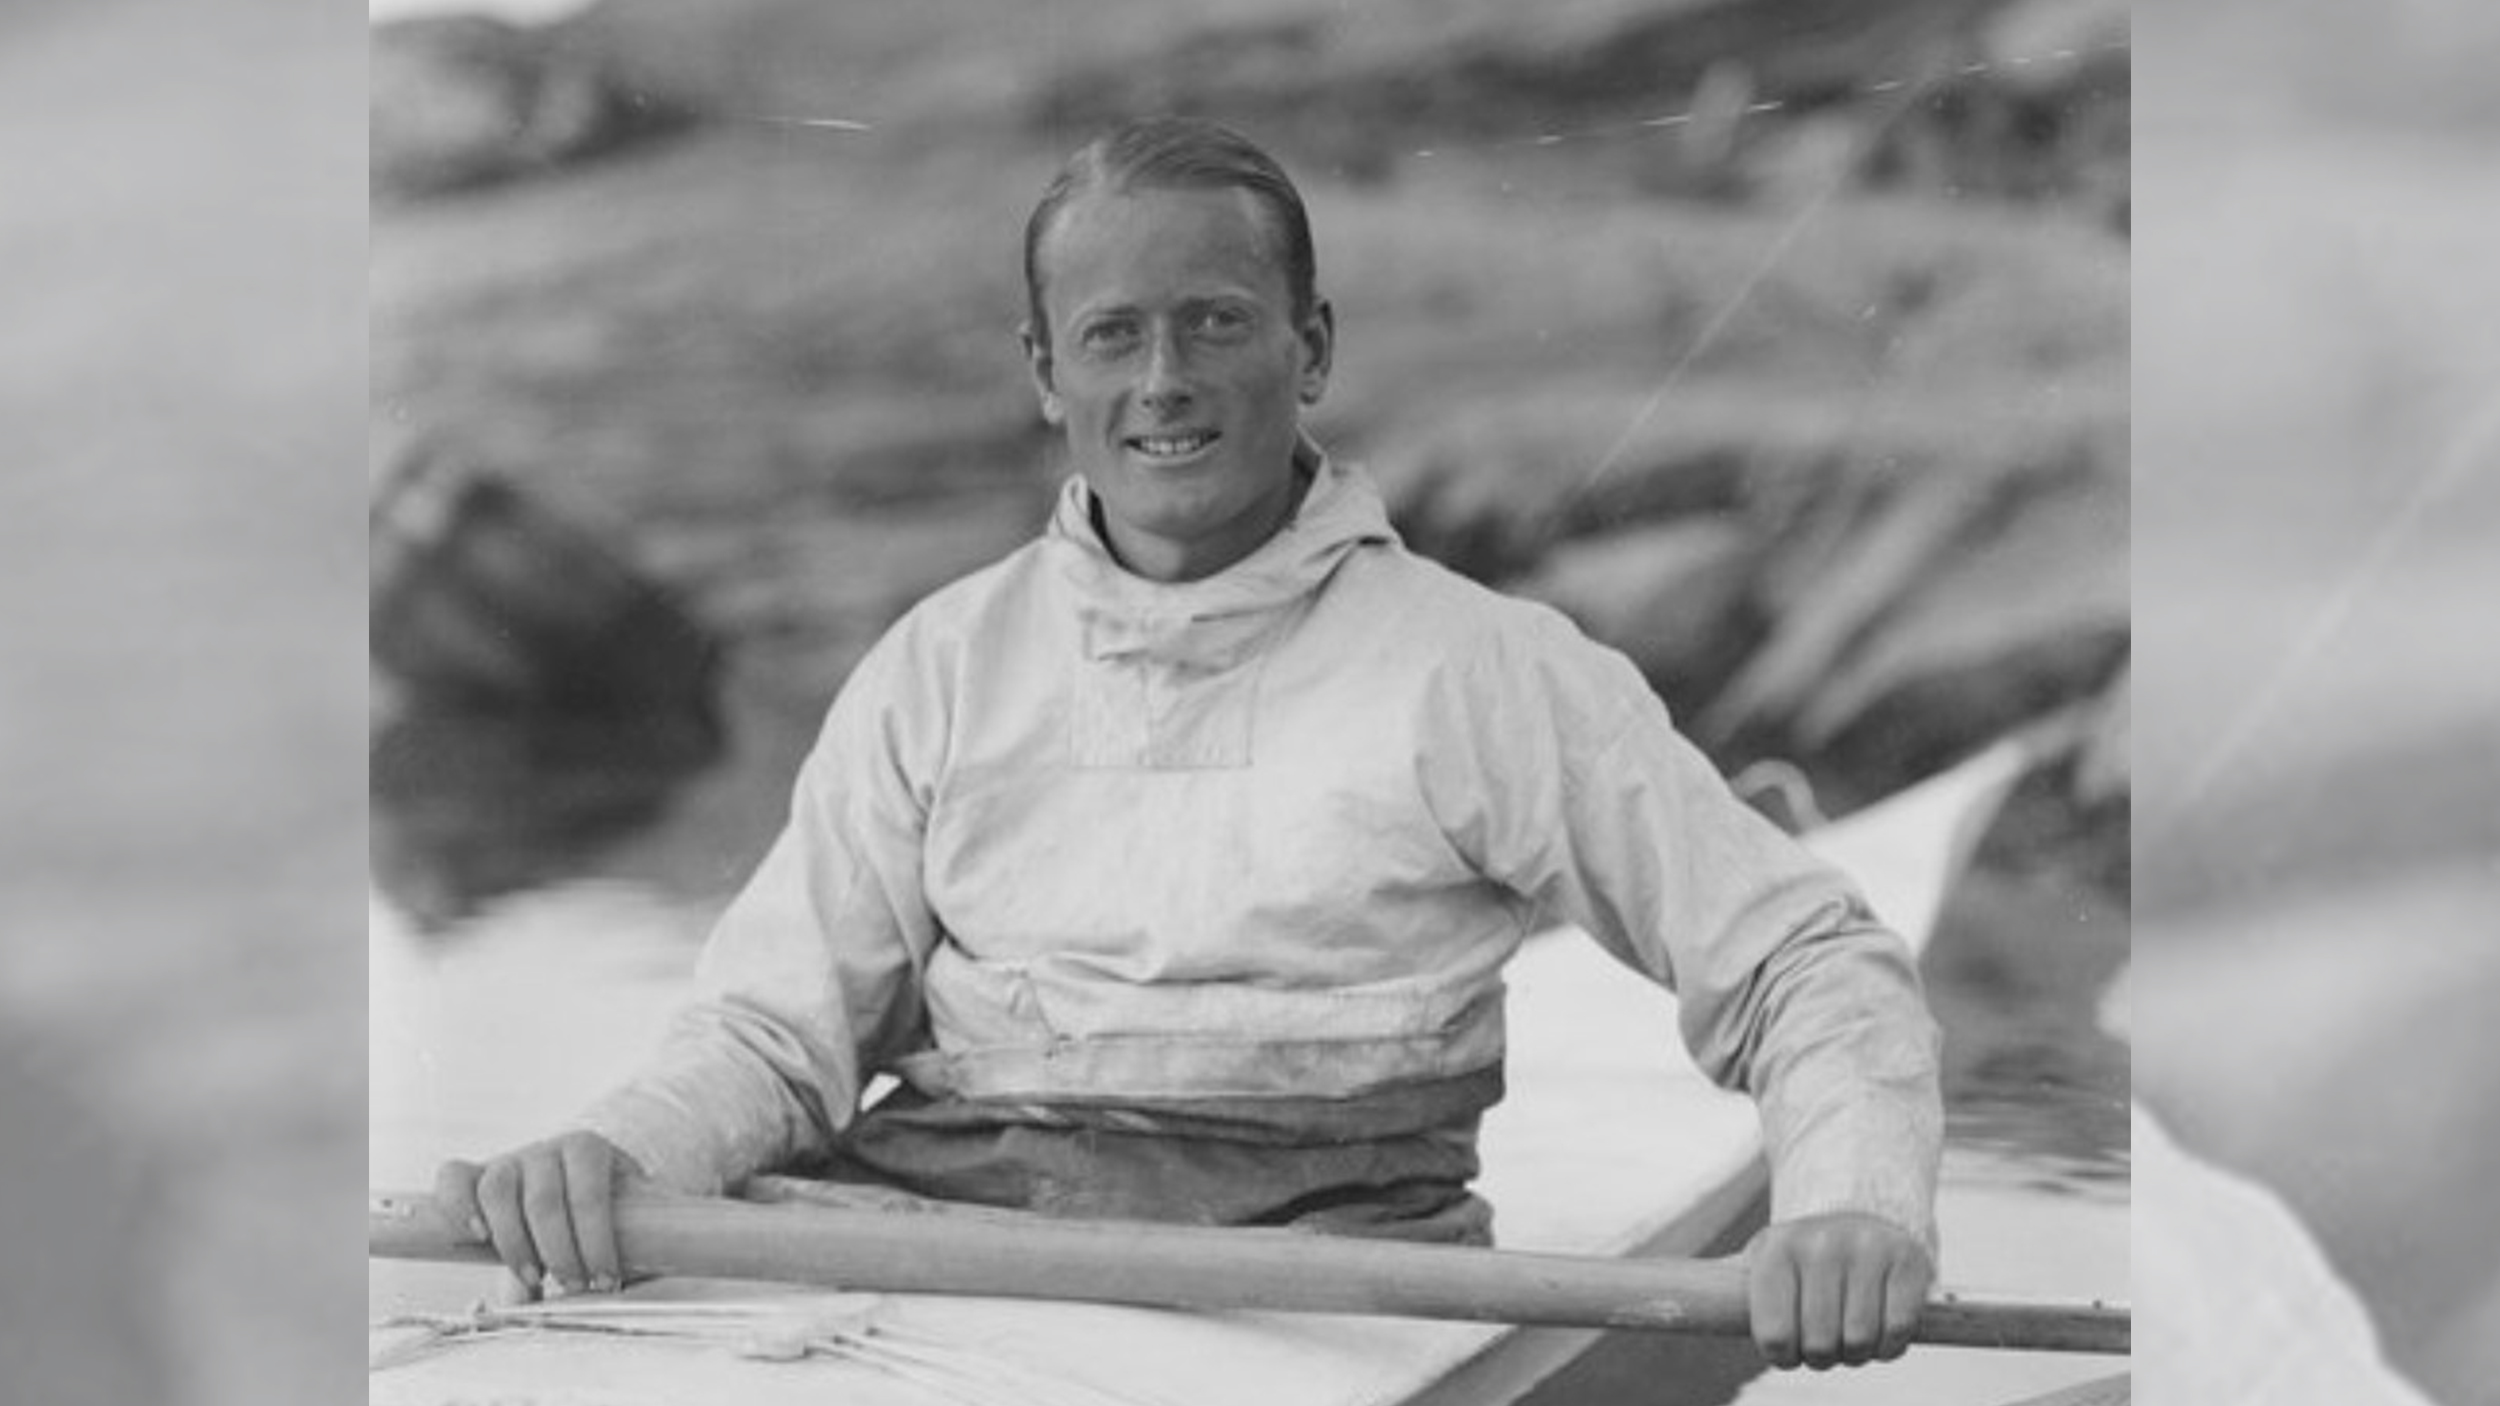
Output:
[1743, 1211, 1933, 1370]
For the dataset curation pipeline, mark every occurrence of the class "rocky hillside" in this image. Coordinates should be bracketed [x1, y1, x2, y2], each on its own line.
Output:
[372, 0, 2127, 896]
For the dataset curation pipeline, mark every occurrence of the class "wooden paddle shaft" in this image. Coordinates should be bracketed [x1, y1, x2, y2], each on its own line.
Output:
[370, 1190, 2127, 1355]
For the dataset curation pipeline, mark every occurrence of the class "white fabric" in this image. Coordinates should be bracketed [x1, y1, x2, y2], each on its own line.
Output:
[581, 453, 1941, 1244]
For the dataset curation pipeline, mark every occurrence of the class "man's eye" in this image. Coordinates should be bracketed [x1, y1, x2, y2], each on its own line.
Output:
[1077, 322, 1139, 354]
[1195, 306, 1254, 338]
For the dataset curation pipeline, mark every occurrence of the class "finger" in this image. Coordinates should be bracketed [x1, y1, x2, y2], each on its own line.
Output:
[431, 1159, 491, 1245]
[1879, 1251, 1934, 1361]
[473, 1158, 544, 1297]
[487, 1265, 534, 1309]
[1838, 1245, 1889, 1366]
[562, 1138, 625, 1294]
[520, 1147, 590, 1296]
[1748, 1239, 1802, 1370]
[1796, 1243, 1844, 1370]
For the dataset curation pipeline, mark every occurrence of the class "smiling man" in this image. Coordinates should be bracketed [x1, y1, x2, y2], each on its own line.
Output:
[439, 117, 1946, 1373]
[1019, 147, 1329, 584]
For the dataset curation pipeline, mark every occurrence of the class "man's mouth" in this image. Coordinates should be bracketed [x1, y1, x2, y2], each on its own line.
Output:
[1123, 430, 1220, 462]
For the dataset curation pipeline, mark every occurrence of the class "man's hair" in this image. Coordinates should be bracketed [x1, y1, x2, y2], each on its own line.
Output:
[1022, 117, 1317, 348]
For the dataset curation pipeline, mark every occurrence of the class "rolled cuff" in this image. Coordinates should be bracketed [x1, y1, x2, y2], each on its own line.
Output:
[1762, 1076, 1943, 1258]
[575, 1085, 739, 1197]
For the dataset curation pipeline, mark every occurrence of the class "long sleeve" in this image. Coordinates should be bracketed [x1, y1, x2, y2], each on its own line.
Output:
[576, 628, 944, 1195]
[1420, 607, 1942, 1248]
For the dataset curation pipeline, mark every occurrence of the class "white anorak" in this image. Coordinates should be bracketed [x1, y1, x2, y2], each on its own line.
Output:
[584, 452, 1942, 1244]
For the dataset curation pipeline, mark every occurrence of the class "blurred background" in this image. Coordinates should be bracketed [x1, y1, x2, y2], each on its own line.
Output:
[367, 0, 2130, 925]
[8, 0, 2137, 1403]
[13, 0, 2488, 1398]
[2, 3, 364, 1404]
[2134, 1, 2500, 1402]
[367, 2, 2127, 1403]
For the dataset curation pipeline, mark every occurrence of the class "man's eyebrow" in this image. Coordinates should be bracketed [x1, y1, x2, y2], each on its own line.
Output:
[1068, 299, 1140, 324]
[1075, 285, 1262, 317]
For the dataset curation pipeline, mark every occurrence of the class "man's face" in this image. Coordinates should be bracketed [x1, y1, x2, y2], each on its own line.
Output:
[1025, 186, 1332, 583]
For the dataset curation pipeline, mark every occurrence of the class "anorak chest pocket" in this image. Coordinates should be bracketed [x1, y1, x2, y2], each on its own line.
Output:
[1070, 654, 1262, 771]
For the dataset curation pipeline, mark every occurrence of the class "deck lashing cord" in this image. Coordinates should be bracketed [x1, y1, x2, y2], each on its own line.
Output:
[372, 1292, 1173, 1406]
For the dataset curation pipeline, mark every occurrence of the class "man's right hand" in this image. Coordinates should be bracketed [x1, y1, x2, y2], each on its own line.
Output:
[435, 1131, 648, 1300]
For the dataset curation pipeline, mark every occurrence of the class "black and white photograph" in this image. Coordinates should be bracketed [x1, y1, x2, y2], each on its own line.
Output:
[21, 1, 2500, 1404]
[364, 2, 2126, 1405]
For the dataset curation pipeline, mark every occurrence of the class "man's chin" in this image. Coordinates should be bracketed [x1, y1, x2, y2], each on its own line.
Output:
[1086, 463, 1230, 518]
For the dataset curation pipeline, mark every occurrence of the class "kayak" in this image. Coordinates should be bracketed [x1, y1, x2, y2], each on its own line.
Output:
[2000, 1373, 2130, 1406]
[370, 741, 2032, 1406]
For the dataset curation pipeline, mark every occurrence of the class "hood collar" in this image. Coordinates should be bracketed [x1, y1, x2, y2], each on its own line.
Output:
[1047, 438, 1398, 666]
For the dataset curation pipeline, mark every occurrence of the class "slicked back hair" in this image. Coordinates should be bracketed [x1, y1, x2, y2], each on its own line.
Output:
[1022, 117, 1317, 350]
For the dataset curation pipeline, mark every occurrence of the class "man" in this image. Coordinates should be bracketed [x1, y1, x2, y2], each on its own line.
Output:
[438, 117, 1942, 1372]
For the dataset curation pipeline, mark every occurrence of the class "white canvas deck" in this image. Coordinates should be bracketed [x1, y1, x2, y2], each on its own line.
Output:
[370, 744, 2019, 1406]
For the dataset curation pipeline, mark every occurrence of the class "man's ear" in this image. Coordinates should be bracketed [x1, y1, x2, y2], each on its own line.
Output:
[1021, 324, 1065, 426]
[1297, 300, 1335, 407]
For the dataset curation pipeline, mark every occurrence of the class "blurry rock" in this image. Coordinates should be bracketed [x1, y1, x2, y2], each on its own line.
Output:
[2072, 661, 2127, 803]
[1372, 387, 1837, 583]
[1861, 0, 2129, 228]
[371, 12, 687, 201]
[1036, 0, 2005, 163]
[1808, 463, 2122, 748]
[1743, 113, 1870, 208]
[790, 393, 1055, 512]
[1879, 238, 2130, 379]
[1375, 374, 2123, 842]
[1512, 519, 1764, 723]
[1034, 14, 1329, 132]
[370, 437, 727, 927]
[1708, 472, 1989, 745]
[370, 707, 716, 930]
[552, 0, 1057, 129]
[1708, 434, 2125, 794]
[1019, 0, 2126, 226]
[371, 436, 723, 726]
[1980, 0, 2129, 81]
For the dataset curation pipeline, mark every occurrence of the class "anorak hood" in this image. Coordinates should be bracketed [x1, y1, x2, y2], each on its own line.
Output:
[1045, 440, 1398, 670]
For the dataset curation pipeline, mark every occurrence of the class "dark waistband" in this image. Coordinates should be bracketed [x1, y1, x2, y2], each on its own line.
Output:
[756, 1066, 1506, 1244]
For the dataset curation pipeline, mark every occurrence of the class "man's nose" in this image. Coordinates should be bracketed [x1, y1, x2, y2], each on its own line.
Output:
[1137, 327, 1192, 411]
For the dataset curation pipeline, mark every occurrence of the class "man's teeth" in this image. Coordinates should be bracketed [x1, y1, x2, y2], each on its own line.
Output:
[1131, 432, 1216, 458]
